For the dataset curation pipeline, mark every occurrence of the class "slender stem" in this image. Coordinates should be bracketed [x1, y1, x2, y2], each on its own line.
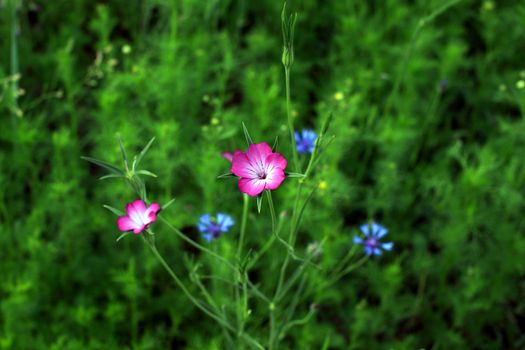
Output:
[160, 216, 237, 271]
[325, 255, 369, 287]
[143, 235, 264, 350]
[285, 67, 299, 172]
[236, 194, 250, 348]
[269, 303, 276, 350]
[237, 194, 249, 259]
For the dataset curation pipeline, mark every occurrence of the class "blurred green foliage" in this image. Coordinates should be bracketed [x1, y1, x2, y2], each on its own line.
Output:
[1, 0, 525, 349]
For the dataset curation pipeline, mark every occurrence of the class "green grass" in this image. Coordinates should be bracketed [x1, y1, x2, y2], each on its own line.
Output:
[2, 0, 525, 349]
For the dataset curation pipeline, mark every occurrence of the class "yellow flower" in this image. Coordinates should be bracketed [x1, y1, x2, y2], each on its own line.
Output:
[318, 181, 328, 190]
[334, 92, 344, 101]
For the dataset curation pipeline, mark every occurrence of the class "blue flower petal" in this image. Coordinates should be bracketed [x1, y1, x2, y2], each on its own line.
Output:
[294, 131, 301, 143]
[202, 233, 214, 243]
[363, 246, 374, 256]
[353, 235, 363, 245]
[373, 248, 382, 256]
[197, 214, 211, 233]
[217, 213, 234, 232]
[303, 129, 317, 142]
[381, 242, 394, 251]
[359, 223, 371, 236]
[372, 222, 388, 238]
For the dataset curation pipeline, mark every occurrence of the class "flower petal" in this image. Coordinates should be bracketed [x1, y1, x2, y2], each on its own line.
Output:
[372, 222, 388, 238]
[217, 213, 234, 232]
[238, 178, 266, 197]
[246, 143, 272, 166]
[231, 151, 257, 178]
[373, 248, 383, 256]
[363, 246, 374, 256]
[133, 225, 146, 234]
[202, 233, 214, 242]
[127, 200, 147, 225]
[359, 223, 371, 236]
[264, 167, 285, 190]
[145, 203, 161, 224]
[381, 242, 394, 251]
[198, 214, 211, 233]
[117, 216, 137, 232]
[265, 153, 287, 171]
[353, 235, 363, 245]
[222, 152, 234, 162]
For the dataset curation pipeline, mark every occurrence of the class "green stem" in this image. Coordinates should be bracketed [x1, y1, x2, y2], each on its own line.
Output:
[236, 194, 250, 347]
[143, 235, 264, 350]
[285, 67, 299, 172]
[160, 216, 236, 271]
[325, 255, 369, 287]
[160, 216, 270, 304]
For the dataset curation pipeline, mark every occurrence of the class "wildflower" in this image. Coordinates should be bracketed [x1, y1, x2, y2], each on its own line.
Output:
[198, 213, 234, 242]
[294, 129, 317, 154]
[231, 142, 287, 197]
[222, 152, 234, 162]
[334, 92, 344, 101]
[117, 199, 161, 234]
[318, 180, 328, 191]
[353, 222, 394, 256]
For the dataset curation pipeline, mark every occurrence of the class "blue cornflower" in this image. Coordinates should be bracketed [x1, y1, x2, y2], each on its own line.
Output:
[294, 129, 317, 154]
[353, 222, 394, 256]
[197, 213, 234, 242]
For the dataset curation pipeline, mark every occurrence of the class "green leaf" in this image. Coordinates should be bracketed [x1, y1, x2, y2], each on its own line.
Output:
[272, 135, 279, 151]
[242, 122, 253, 146]
[133, 137, 155, 171]
[81, 156, 124, 175]
[286, 172, 305, 178]
[103, 204, 124, 216]
[320, 112, 334, 136]
[162, 198, 176, 210]
[256, 194, 263, 214]
[99, 174, 124, 180]
[217, 172, 236, 179]
[116, 232, 131, 242]
[136, 169, 157, 177]
[117, 134, 128, 165]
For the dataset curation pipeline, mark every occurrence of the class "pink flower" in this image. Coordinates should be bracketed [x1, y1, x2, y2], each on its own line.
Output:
[117, 199, 161, 234]
[231, 142, 287, 196]
[222, 152, 234, 162]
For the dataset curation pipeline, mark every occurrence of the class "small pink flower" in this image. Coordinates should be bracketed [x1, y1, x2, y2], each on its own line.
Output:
[231, 142, 287, 196]
[117, 199, 161, 234]
[222, 152, 234, 162]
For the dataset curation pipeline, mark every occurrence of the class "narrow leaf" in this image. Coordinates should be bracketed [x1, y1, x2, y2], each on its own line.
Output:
[117, 134, 128, 165]
[272, 135, 279, 151]
[320, 112, 333, 136]
[136, 169, 157, 178]
[286, 172, 305, 178]
[81, 156, 124, 175]
[256, 194, 263, 214]
[134, 137, 155, 170]
[103, 204, 124, 216]
[217, 172, 236, 179]
[242, 122, 253, 146]
[162, 198, 176, 210]
[116, 232, 131, 242]
[99, 174, 124, 180]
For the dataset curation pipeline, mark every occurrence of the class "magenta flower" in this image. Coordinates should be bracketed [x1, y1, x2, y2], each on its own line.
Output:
[231, 142, 287, 196]
[117, 199, 161, 234]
